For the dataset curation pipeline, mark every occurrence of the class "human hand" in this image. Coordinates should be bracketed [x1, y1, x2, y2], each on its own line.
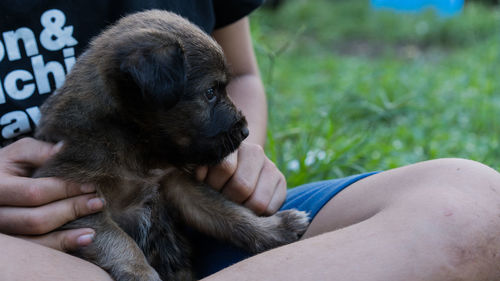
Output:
[196, 141, 286, 215]
[0, 138, 104, 252]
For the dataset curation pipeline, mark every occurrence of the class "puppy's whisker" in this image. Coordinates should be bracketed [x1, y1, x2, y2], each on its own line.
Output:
[228, 133, 236, 151]
[221, 136, 228, 160]
[226, 134, 234, 152]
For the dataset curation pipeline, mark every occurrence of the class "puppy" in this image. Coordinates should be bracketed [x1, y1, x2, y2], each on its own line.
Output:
[34, 10, 309, 281]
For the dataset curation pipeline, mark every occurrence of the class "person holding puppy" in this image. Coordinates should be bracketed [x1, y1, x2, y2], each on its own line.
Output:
[1, 1, 500, 281]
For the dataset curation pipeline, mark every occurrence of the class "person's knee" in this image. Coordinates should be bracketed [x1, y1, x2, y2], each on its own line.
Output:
[425, 158, 500, 197]
[396, 158, 500, 198]
[397, 158, 500, 223]
[389, 158, 500, 276]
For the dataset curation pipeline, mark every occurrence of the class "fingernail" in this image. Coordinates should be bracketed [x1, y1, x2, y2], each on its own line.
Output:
[80, 184, 96, 193]
[87, 198, 105, 211]
[195, 166, 208, 182]
[76, 233, 94, 246]
[52, 141, 64, 154]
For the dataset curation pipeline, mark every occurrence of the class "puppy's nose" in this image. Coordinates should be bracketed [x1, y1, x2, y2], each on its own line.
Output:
[240, 126, 249, 140]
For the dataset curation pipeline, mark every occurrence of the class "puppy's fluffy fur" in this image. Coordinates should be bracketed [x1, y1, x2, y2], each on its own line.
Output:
[35, 10, 309, 281]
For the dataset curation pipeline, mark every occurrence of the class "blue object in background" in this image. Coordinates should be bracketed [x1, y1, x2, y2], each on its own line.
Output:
[371, 0, 465, 16]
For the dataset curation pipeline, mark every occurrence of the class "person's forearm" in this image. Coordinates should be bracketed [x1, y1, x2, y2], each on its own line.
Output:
[212, 17, 267, 147]
[227, 74, 268, 147]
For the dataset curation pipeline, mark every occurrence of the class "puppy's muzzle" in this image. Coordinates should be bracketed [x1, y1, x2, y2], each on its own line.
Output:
[231, 118, 249, 142]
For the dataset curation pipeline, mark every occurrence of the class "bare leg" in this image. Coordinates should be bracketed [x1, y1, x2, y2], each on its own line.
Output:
[0, 233, 112, 281]
[203, 158, 500, 281]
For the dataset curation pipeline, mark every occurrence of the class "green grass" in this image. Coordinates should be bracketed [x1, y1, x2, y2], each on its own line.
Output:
[250, 0, 500, 187]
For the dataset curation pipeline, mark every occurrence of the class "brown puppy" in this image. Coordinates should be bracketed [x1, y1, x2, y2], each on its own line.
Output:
[34, 10, 309, 281]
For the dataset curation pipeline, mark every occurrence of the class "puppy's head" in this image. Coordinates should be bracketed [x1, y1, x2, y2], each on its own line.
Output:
[95, 10, 248, 166]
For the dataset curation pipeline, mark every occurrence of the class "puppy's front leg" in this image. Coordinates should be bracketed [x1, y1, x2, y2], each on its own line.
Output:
[66, 213, 161, 281]
[161, 171, 309, 253]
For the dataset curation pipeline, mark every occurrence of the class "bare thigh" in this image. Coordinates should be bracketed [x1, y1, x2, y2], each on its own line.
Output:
[303, 158, 500, 238]
[0, 233, 112, 281]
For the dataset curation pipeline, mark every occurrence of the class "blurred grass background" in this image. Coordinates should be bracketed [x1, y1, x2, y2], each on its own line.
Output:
[249, 0, 500, 187]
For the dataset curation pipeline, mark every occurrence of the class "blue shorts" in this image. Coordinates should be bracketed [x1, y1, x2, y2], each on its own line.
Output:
[191, 171, 379, 278]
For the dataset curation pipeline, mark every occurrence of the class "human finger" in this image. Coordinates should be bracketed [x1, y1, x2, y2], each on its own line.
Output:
[0, 177, 95, 206]
[195, 166, 209, 182]
[263, 172, 287, 215]
[0, 193, 104, 235]
[221, 143, 265, 203]
[242, 160, 284, 215]
[18, 228, 95, 252]
[205, 152, 238, 191]
[0, 138, 62, 170]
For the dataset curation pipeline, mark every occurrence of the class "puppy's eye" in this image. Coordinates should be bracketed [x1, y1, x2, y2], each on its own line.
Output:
[205, 88, 217, 102]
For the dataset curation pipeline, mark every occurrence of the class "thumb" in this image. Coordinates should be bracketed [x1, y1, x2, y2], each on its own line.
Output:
[195, 166, 209, 182]
[7, 138, 64, 167]
[18, 228, 95, 252]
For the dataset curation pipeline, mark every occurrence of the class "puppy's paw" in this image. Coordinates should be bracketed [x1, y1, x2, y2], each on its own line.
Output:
[274, 209, 310, 241]
[247, 209, 309, 253]
[114, 266, 161, 281]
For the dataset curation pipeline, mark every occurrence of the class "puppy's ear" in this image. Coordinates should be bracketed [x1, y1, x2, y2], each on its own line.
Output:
[119, 38, 186, 108]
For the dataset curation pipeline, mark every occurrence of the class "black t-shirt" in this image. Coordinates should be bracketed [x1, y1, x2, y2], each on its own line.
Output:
[0, 0, 262, 147]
